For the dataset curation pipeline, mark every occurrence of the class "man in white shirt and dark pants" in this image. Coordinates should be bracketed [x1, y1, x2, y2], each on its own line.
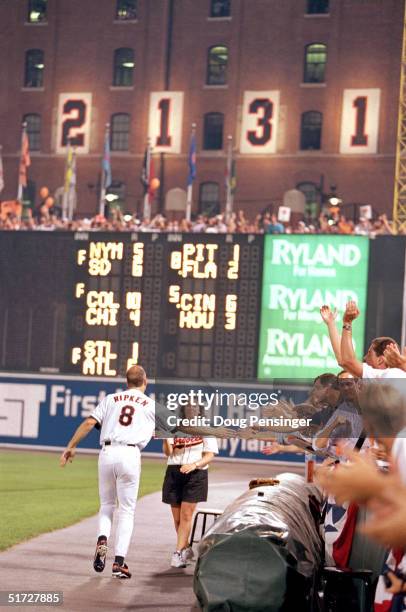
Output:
[60, 365, 174, 579]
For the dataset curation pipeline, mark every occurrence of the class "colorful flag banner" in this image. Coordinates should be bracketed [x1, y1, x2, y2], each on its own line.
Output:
[62, 140, 77, 220]
[99, 124, 112, 215]
[186, 124, 197, 222]
[17, 124, 31, 201]
[187, 130, 197, 187]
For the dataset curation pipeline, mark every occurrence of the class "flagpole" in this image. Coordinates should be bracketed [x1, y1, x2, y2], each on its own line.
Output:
[99, 123, 110, 216]
[17, 122, 27, 202]
[186, 123, 196, 223]
[225, 134, 234, 223]
[67, 147, 77, 221]
[62, 139, 71, 219]
[143, 138, 152, 219]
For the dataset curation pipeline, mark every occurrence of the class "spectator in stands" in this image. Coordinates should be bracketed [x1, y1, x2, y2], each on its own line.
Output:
[316, 383, 406, 604]
[265, 213, 285, 234]
[318, 214, 330, 233]
[34, 185, 50, 221]
[40, 196, 62, 220]
[371, 213, 395, 236]
[354, 216, 372, 236]
[0, 202, 398, 236]
[192, 215, 207, 232]
[337, 214, 354, 235]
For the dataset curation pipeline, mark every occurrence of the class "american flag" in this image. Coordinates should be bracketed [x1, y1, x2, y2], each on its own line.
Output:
[324, 498, 358, 567]
[374, 549, 406, 612]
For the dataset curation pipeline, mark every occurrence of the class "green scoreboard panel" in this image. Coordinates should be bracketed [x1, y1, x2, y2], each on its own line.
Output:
[257, 235, 370, 379]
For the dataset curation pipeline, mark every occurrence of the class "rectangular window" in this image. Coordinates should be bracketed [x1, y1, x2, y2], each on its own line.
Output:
[25, 49, 44, 87]
[116, 0, 137, 20]
[210, 0, 231, 17]
[307, 0, 329, 14]
[28, 0, 47, 23]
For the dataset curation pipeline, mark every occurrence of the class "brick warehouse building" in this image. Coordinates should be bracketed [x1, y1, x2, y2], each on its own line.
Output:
[0, 0, 403, 219]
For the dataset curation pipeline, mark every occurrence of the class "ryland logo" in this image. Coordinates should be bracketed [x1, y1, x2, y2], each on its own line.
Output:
[271, 240, 361, 267]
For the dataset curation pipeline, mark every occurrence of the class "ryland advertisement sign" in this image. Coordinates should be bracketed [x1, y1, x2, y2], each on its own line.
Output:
[258, 235, 370, 379]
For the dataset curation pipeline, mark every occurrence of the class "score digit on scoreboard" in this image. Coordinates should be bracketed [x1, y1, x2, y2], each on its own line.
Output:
[68, 234, 263, 380]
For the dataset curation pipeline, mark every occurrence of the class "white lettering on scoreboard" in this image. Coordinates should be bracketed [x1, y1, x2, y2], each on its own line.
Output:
[339, 88, 381, 154]
[56, 93, 92, 154]
[148, 91, 184, 153]
[240, 90, 280, 154]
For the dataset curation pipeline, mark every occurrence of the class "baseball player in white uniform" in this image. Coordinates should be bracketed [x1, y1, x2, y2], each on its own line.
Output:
[60, 365, 174, 579]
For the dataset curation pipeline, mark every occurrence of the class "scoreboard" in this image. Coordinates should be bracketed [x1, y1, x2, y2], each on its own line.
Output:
[0, 232, 377, 381]
[69, 233, 263, 379]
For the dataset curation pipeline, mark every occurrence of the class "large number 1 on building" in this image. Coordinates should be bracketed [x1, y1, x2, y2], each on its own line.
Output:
[351, 96, 368, 146]
[157, 98, 172, 146]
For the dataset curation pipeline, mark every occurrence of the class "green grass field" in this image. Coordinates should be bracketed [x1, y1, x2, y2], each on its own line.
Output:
[0, 450, 165, 551]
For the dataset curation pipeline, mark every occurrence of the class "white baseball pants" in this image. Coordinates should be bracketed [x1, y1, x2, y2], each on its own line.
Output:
[97, 444, 141, 557]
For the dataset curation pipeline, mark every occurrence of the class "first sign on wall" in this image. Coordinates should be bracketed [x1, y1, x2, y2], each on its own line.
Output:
[56, 93, 93, 154]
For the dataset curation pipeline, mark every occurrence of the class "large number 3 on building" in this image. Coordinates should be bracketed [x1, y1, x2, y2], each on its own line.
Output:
[240, 91, 280, 154]
[56, 93, 93, 154]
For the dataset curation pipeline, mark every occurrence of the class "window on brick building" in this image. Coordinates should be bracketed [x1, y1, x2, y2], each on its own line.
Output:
[300, 111, 322, 150]
[199, 182, 220, 215]
[24, 114, 41, 151]
[110, 113, 130, 151]
[307, 0, 329, 14]
[28, 0, 47, 23]
[203, 113, 224, 150]
[24, 49, 44, 87]
[210, 0, 231, 17]
[113, 48, 134, 86]
[115, 0, 137, 20]
[304, 43, 327, 83]
[207, 45, 228, 85]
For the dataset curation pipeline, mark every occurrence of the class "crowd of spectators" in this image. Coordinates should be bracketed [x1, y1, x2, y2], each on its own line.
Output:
[0, 185, 397, 235]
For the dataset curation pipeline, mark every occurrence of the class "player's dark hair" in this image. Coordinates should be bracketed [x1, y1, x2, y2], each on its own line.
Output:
[371, 337, 398, 357]
[126, 365, 146, 387]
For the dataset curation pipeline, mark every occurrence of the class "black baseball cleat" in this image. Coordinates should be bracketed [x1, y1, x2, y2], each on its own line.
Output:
[112, 562, 132, 579]
[93, 539, 108, 573]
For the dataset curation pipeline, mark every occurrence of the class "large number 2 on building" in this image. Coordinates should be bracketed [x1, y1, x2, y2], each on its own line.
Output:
[247, 99, 273, 146]
[61, 100, 87, 147]
[119, 405, 135, 426]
